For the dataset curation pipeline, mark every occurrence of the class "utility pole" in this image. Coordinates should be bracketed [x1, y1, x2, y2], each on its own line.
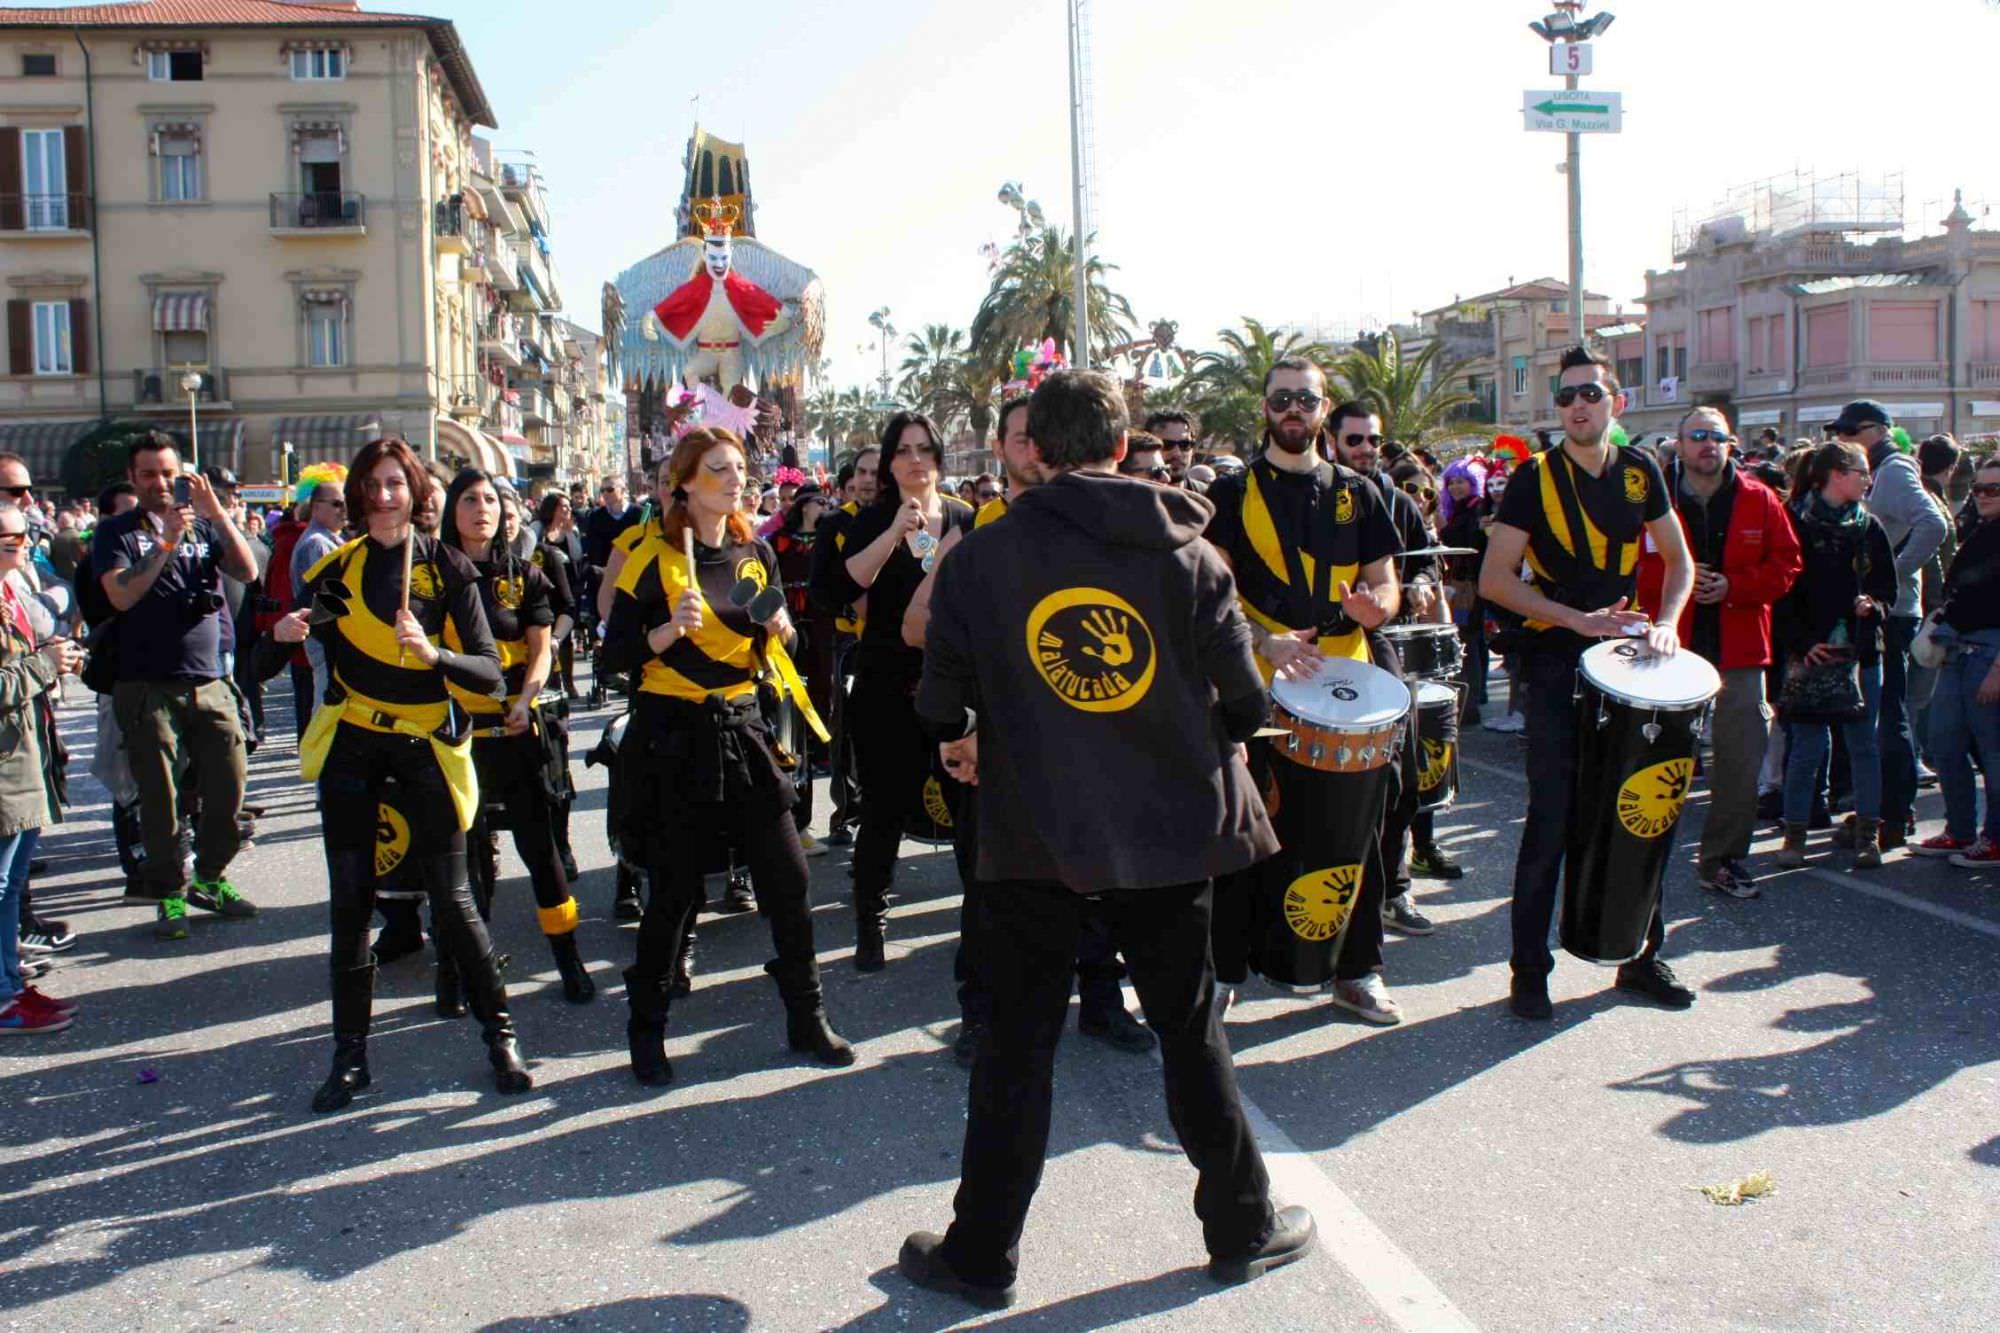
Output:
[1526, 4, 1618, 340]
[1564, 55, 1583, 336]
[1066, 0, 1093, 369]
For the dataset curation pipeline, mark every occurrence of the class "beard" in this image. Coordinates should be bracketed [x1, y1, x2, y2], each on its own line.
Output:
[1267, 417, 1315, 455]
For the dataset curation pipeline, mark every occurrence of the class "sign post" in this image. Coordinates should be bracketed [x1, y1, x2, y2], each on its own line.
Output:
[1524, 4, 1621, 339]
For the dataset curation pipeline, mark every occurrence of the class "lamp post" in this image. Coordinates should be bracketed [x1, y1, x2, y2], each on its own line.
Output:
[178, 366, 204, 469]
[1528, 2, 1615, 338]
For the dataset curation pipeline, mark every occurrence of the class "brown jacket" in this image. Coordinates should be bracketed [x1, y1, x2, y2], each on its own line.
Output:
[0, 614, 59, 838]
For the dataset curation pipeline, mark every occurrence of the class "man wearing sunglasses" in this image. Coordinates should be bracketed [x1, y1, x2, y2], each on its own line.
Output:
[1204, 359, 1407, 1026]
[1636, 407, 1802, 900]
[1478, 346, 1696, 1021]
[1829, 399, 1947, 855]
[1144, 410, 1196, 485]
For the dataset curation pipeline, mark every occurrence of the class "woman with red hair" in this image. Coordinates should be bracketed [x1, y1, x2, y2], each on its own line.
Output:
[604, 428, 852, 1086]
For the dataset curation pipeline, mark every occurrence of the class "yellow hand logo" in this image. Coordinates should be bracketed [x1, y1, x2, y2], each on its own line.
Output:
[1077, 608, 1135, 667]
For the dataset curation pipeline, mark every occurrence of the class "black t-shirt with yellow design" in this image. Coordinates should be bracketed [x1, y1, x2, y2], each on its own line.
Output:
[1204, 457, 1400, 671]
[443, 554, 556, 715]
[604, 526, 778, 703]
[1494, 443, 1671, 659]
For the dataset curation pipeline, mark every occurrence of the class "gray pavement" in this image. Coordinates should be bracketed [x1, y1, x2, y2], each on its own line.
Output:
[2, 675, 1995, 1332]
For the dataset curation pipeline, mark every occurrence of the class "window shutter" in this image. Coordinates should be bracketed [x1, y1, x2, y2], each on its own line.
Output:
[69, 299, 91, 374]
[7, 301, 29, 375]
[0, 130, 21, 231]
[62, 125, 86, 208]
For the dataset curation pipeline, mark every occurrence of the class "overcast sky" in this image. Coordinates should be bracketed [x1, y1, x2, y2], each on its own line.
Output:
[51, 0, 2000, 384]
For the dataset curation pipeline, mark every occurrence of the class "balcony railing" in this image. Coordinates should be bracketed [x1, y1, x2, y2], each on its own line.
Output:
[0, 192, 92, 232]
[1970, 362, 2000, 386]
[1800, 362, 1946, 390]
[1689, 361, 1736, 393]
[269, 191, 366, 230]
[434, 198, 466, 237]
[133, 366, 227, 407]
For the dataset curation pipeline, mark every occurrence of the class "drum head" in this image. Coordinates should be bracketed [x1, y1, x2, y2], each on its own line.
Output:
[1272, 659, 1410, 729]
[1415, 680, 1458, 708]
[1580, 640, 1721, 709]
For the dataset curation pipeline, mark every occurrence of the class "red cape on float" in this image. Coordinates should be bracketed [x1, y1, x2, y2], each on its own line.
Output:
[653, 271, 784, 341]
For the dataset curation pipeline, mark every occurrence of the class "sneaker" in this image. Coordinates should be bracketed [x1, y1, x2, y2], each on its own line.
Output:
[0, 996, 70, 1034]
[188, 878, 258, 919]
[1209, 1205, 1317, 1284]
[798, 832, 829, 859]
[1483, 712, 1526, 734]
[1723, 858, 1760, 889]
[1949, 837, 2000, 869]
[19, 955, 51, 979]
[17, 985, 77, 1015]
[1698, 861, 1761, 900]
[1326, 973, 1402, 1025]
[1078, 1005, 1157, 1053]
[155, 897, 190, 940]
[1408, 845, 1464, 880]
[721, 873, 755, 914]
[1912, 832, 1975, 859]
[1916, 762, 1939, 790]
[1382, 896, 1437, 936]
[1614, 957, 1696, 1009]
[18, 916, 75, 953]
[897, 1232, 1015, 1311]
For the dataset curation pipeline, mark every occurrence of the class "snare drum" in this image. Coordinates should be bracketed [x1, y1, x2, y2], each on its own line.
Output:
[905, 743, 965, 847]
[1253, 660, 1411, 989]
[1381, 622, 1463, 681]
[1562, 640, 1721, 964]
[1412, 680, 1461, 811]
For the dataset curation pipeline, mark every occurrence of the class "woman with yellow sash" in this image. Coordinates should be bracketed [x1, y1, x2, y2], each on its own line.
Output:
[439, 468, 596, 1007]
[605, 426, 852, 1086]
[263, 438, 532, 1112]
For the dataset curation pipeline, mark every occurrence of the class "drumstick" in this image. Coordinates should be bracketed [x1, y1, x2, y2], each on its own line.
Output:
[683, 527, 697, 590]
[398, 525, 415, 665]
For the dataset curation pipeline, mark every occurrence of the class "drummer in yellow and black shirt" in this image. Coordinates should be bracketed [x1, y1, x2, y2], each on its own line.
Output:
[438, 468, 597, 1007]
[605, 427, 853, 1087]
[261, 438, 532, 1113]
[1202, 357, 1407, 1025]
[1478, 345, 1694, 1022]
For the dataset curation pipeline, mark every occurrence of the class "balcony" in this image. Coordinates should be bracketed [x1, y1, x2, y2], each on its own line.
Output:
[517, 385, 553, 426]
[497, 160, 549, 232]
[1741, 236, 1898, 280]
[132, 366, 229, 409]
[1970, 363, 2000, 387]
[482, 234, 520, 292]
[434, 199, 469, 254]
[0, 192, 93, 235]
[517, 244, 558, 311]
[1689, 361, 1736, 394]
[269, 191, 366, 234]
[1799, 362, 1947, 391]
[480, 313, 523, 368]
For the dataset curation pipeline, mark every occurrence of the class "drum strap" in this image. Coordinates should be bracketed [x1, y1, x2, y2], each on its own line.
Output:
[1251, 459, 1340, 629]
[1545, 451, 1616, 579]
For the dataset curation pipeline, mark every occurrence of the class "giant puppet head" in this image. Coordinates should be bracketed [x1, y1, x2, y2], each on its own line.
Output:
[703, 233, 733, 281]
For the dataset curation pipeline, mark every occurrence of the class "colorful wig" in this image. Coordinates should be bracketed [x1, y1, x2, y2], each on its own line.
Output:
[294, 461, 347, 506]
[1437, 455, 1489, 526]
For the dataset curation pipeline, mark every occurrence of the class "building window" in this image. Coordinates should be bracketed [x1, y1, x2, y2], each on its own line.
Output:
[158, 131, 202, 201]
[304, 295, 347, 367]
[1767, 315, 1786, 374]
[1617, 354, 1644, 389]
[1511, 359, 1527, 397]
[1697, 306, 1734, 363]
[290, 47, 345, 80]
[1746, 317, 1765, 372]
[1869, 302, 1939, 364]
[32, 300, 72, 375]
[147, 49, 203, 82]
[21, 53, 56, 77]
[1805, 304, 1851, 368]
[21, 128, 67, 230]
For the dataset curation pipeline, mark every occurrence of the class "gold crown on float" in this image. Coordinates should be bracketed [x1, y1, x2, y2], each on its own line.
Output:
[691, 195, 741, 240]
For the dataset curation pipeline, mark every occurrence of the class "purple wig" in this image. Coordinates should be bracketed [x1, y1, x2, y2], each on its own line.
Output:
[1437, 456, 1489, 525]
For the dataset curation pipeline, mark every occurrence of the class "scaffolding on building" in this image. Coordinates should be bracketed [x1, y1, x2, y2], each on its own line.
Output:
[1672, 169, 1905, 259]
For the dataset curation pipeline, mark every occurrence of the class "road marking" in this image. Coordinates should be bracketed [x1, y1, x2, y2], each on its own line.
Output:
[1455, 755, 2000, 941]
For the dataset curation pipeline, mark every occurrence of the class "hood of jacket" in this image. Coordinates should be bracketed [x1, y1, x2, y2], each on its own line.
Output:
[1010, 469, 1215, 552]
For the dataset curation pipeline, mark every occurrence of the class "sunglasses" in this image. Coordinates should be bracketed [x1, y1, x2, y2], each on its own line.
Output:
[1969, 482, 2000, 498]
[1266, 390, 1322, 412]
[1344, 433, 1384, 448]
[1402, 481, 1436, 499]
[0, 531, 27, 547]
[0, 484, 30, 498]
[1552, 384, 1610, 408]
[1685, 428, 1733, 444]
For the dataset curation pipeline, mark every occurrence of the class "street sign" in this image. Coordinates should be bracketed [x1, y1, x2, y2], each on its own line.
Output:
[1523, 89, 1622, 134]
[239, 484, 288, 506]
[1550, 42, 1592, 77]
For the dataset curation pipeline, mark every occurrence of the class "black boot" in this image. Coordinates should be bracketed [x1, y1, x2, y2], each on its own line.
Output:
[767, 959, 856, 1067]
[434, 937, 468, 1019]
[669, 925, 695, 998]
[460, 949, 533, 1094]
[853, 885, 887, 973]
[624, 965, 673, 1086]
[312, 964, 375, 1113]
[548, 930, 597, 1004]
[613, 867, 644, 922]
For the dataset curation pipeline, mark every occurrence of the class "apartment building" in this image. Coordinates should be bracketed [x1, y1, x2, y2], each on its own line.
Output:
[1404, 278, 1631, 429]
[0, 0, 539, 487]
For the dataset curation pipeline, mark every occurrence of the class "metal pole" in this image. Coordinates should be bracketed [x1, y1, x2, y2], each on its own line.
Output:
[1565, 57, 1584, 339]
[1066, 0, 1089, 369]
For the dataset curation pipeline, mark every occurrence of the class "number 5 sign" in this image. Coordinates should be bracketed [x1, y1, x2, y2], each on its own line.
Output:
[1550, 42, 1593, 76]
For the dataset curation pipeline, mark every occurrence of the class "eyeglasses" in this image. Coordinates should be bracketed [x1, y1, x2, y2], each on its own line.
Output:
[1685, 428, 1733, 444]
[1402, 481, 1436, 500]
[0, 531, 28, 547]
[1970, 482, 2000, 498]
[1344, 433, 1384, 448]
[1266, 390, 1322, 412]
[0, 484, 31, 497]
[1552, 384, 1609, 408]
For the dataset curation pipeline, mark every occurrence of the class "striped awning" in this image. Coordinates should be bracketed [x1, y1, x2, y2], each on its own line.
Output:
[272, 414, 382, 465]
[153, 293, 209, 333]
[435, 416, 514, 480]
[0, 419, 96, 487]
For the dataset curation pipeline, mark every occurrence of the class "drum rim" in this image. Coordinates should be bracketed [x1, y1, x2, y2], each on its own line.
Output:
[1381, 622, 1461, 636]
[1414, 680, 1459, 704]
[1579, 645, 1721, 710]
[1271, 663, 1412, 729]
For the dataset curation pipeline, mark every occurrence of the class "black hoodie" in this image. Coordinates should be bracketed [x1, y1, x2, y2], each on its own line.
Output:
[917, 469, 1279, 892]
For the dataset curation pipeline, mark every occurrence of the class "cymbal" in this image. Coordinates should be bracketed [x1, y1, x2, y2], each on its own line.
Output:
[1396, 545, 1478, 559]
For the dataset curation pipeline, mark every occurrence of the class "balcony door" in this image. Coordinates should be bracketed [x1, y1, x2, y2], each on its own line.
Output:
[298, 133, 342, 223]
[23, 129, 65, 229]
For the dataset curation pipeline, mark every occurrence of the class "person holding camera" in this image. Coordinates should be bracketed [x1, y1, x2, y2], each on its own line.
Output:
[91, 433, 263, 938]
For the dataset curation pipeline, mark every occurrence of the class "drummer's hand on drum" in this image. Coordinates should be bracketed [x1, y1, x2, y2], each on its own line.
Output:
[1338, 580, 1390, 630]
[1644, 618, 1679, 657]
[940, 734, 979, 787]
[1570, 596, 1640, 640]
[1263, 628, 1322, 679]
[1407, 579, 1437, 617]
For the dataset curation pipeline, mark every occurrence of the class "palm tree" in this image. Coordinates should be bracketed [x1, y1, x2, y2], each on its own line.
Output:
[1328, 329, 1478, 445]
[1180, 318, 1337, 451]
[969, 225, 1135, 369]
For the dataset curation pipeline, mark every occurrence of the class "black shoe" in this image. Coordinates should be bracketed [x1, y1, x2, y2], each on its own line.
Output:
[669, 931, 695, 998]
[311, 1041, 371, 1114]
[435, 949, 469, 1019]
[18, 915, 75, 953]
[1615, 957, 1695, 1010]
[785, 1004, 857, 1067]
[854, 926, 886, 973]
[613, 873, 644, 922]
[897, 1232, 1016, 1311]
[371, 927, 426, 966]
[1408, 845, 1464, 880]
[1382, 895, 1437, 936]
[1208, 1205, 1316, 1284]
[1509, 977, 1553, 1021]
[953, 1022, 983, 1068]
[1078, 1006, 1156, 1054]
[721, 873, 755, 914]
[625, 966, 673, 1087]
[549, 931, 597, 1005]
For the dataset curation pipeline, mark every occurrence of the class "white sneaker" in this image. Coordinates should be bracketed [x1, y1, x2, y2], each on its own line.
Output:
[798, 832, 829, 858]
[1326, 973, 1403, 1025]
[1483, 712, 1526, 734]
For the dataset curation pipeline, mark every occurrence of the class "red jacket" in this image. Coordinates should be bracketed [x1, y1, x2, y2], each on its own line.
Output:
[1636, 467, 1801, 670]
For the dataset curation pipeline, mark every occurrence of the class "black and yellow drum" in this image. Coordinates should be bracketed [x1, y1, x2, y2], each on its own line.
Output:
[1412, 680, 1461, 812]
[1562, 640, 1720, 963]
[905, 744, 965, 847]
[1254, 660, 1410, 989]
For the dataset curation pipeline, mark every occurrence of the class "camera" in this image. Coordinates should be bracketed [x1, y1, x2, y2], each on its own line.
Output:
[172, 476, 193, 507]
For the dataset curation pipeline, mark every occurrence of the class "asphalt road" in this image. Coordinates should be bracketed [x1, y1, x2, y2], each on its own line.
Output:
[2, 669, 1995, 1332]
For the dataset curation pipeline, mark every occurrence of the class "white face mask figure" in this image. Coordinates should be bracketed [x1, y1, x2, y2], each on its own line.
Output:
[704, 234, 733, 282]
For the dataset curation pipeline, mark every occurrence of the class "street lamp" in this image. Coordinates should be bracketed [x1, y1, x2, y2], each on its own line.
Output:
[1527, 1, 1615, 338]
[179, 367, 204, 469]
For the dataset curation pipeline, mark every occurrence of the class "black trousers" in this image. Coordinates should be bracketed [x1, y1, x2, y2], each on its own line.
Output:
[468, 727, 574, 928]
[827, 638, 861, 835]
[939, 879, 1274, 1285]
[847, 661, 929, 919]
[1510, 652, 1663, 981]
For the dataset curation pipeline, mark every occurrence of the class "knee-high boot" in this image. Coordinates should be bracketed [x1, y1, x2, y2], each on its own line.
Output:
[765, 957, 856, 1067]
[853, 882, 887, 973]
[458, 947, 532, 1093]
[434, 932, 468, 1018]
[624, 964, 673, 1086]
[312, 963, 375, 1113]
[546, 927, 597, 1004]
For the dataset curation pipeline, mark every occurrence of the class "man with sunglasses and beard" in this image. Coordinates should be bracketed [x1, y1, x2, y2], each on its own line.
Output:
[1204, 359, 1408, 1025]
[1478, 346, 1696, 1021]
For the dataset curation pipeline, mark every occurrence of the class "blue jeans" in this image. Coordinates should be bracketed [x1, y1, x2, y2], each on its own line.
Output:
[1878, 616, 1918, 824]
[0, 829, 33, 1002]
[1784, 664, 1883, 825]
[1925, 636, 2000, 843]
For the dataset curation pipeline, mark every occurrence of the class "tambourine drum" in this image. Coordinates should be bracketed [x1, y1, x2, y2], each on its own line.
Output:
[1412, 680, 1461, 811]
[905, 742, 965, 847]
[1255, 660, 1410, 989]
[1380, 622, 1463, 681]
[1562, 640, 1721, 964]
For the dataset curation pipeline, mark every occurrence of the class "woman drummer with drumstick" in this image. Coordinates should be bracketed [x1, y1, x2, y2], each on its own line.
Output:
[604, 426, 852, 1086]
